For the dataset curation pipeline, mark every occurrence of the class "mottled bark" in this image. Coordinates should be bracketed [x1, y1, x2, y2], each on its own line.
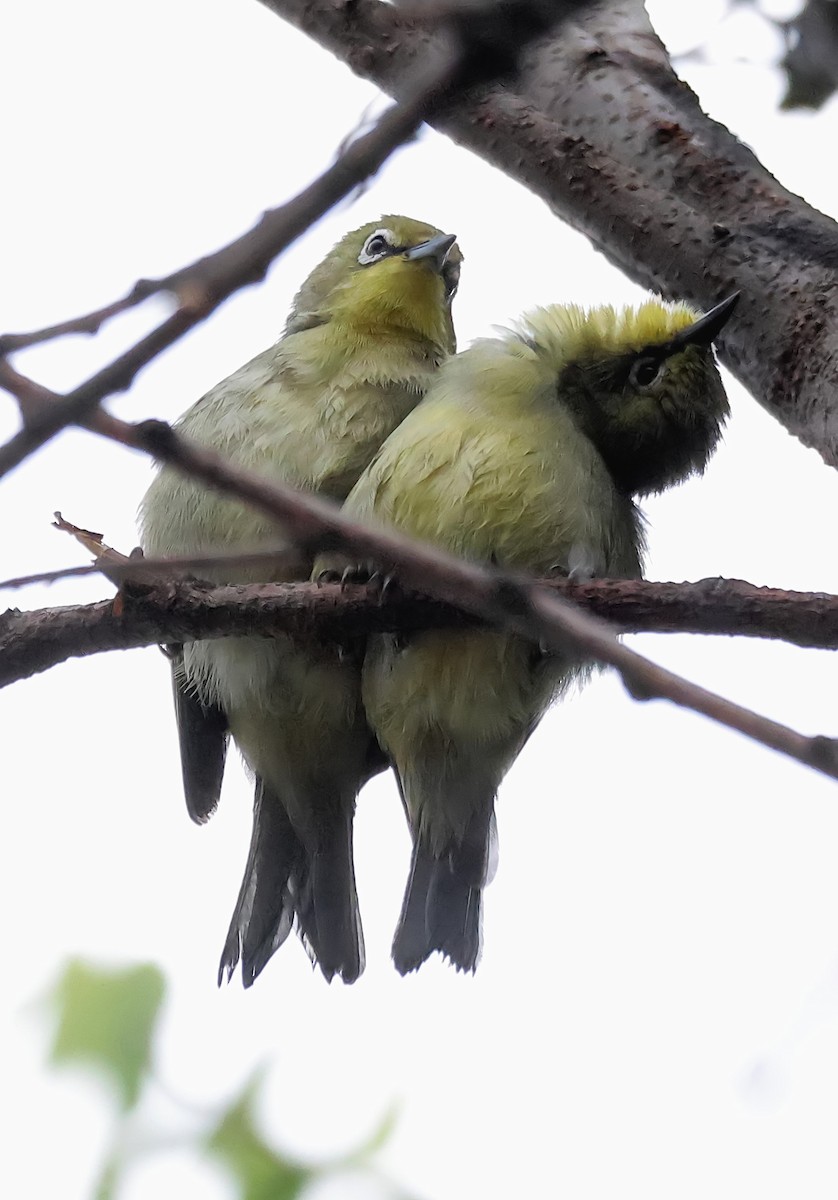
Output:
[259, 0, 838, 465]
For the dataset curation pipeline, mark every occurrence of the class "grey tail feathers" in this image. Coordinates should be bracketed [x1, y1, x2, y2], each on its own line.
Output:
[170, 653, 228, 824]
[218, 778, 301, 987]
[391, 807, 494, 975]
[218, 778, 364, 987]
[295, 803, 365, 984]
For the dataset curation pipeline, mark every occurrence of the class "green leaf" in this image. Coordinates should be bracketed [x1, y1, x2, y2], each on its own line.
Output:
[48, 959, 165, 1110]
[206, 1070, 312, 1200]
[91, 1153, 122, 1200]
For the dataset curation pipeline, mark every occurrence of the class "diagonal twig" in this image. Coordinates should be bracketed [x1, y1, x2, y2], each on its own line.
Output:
[0, 0, 585, 480]
[107, 415, 838, 782]
[0, 37, 469, 476]
[0, 353, 828, 783]
[0, 76, 451, 475]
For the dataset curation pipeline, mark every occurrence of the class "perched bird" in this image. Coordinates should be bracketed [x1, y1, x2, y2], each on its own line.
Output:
[339, 294, 737, 974]
[140, 216, 462, 985]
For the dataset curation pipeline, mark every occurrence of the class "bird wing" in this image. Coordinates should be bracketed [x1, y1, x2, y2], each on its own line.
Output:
[347, 395, 586, 571]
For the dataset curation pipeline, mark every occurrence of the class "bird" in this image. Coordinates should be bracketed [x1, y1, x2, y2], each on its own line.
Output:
[139, 215, 462, 985]
[337, 293, 737, 974]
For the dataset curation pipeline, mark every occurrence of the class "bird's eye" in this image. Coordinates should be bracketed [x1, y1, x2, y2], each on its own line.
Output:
[358, 230, 395, 265]
[366, 235, 388, 256]
[629, 357, 663, 388]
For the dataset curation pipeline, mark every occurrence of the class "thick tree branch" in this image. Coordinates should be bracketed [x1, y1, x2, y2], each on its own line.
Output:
[259, 0, 838, 466]
[2, 575, 838, 691]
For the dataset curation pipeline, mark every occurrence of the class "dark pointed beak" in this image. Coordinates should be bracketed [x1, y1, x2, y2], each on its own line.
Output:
[404, 232, 457, 273]
[669, 292, 740, 352]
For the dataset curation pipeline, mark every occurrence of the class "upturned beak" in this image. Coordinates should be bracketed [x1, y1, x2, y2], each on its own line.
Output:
[669, 292, 740, 351]
[404, 232, 457, 273]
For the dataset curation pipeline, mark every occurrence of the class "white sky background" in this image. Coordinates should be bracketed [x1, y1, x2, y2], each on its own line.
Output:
[2, 0, 838, 1197]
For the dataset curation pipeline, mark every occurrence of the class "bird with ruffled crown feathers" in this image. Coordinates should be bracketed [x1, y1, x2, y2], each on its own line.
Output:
[336, 292, 737, 974]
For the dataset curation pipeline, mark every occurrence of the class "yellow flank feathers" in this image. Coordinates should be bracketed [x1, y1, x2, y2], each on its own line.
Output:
[347, 335, 641, 575]
[339, 293, 735, 975]
[140, 214, 462, 987]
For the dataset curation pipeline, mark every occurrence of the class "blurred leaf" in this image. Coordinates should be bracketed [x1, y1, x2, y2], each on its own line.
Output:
[206, 1070, 311, 1200]
[92, 1154, 122, 1200]
[352, 1104, 400, 1162]
[48, 959, 165, 1111]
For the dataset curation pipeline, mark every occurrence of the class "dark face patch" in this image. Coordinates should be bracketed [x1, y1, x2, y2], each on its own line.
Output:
[557, 344, 729, 497]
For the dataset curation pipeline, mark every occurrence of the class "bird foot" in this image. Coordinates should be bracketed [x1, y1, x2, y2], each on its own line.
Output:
[316, 563, 397, 603]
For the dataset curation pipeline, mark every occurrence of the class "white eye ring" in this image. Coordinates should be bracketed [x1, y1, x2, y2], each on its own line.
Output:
[358, 228, 397, 265]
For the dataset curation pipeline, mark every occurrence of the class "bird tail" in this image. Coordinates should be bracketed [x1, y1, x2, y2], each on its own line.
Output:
[170, 653, 228, 824]
[218, 778, 302, 987]
[295, 802, 365, 984]
[219, 778, 364, 987]
[392, 807, 495, 975]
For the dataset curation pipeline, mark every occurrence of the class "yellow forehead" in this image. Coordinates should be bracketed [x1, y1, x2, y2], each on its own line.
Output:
[512, 299, 700, 369]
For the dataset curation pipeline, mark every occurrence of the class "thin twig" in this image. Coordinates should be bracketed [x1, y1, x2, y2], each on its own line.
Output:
[0, 284, 161, 357]
[0, 547, 305, 592]
[0, 0, 581, 479]
[0, 41, 462, 478]
[123, 419, 838, 779]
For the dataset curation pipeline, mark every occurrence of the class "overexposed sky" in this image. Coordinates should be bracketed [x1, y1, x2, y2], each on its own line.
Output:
[5, 1, 838, 1198]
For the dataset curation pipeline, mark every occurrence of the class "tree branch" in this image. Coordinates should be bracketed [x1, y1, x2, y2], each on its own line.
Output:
[2, 575, 838, 691]
[1, 1, 836, 787]
[3, 364, 831, 782]
[259, 0, 838, 466]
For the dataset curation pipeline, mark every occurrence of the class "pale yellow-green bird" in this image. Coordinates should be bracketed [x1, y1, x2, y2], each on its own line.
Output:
[338, 293, 737, 974]
[140, 216, 462, 985]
